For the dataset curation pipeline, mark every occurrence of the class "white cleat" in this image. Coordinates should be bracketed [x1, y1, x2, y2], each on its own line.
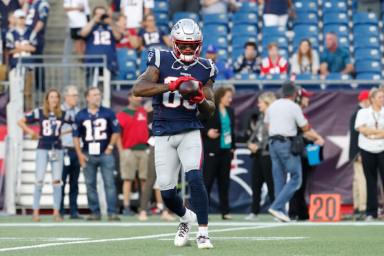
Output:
[174, 222, 191, 247]
[196, 235, 213, 249]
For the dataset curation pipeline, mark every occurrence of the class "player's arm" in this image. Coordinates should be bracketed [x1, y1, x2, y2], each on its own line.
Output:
[197, 79, 215, 116]
[132, 66, 169, 97]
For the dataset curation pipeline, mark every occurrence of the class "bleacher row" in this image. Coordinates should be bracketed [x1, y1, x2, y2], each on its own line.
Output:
[116, 0, 384, 82]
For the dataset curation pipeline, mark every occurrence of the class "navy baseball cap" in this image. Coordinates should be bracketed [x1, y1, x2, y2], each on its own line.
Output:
[206, 44, 217, 54]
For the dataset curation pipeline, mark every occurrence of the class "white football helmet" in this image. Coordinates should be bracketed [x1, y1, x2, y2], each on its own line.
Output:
[171, 19, 202, 62]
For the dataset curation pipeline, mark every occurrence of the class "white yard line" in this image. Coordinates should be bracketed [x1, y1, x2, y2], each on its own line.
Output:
[0, 221, 384, 227]
[159, 236, 308, 241]
[0, 224, 281, 253]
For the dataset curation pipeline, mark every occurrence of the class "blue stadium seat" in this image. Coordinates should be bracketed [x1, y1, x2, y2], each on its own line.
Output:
[353, 12, 379, 25]
[158, 25, 170, 34]
[293, 25, 318, 38]
[232, 48, 244, 62]
[173, 12, 199, 23]
[294, 0, 318, 14]
[323, 13, 349, 26]
[232, 24, 258, 37]
[139, 50, 148, 73]
[232, 35, 257, 49]
[125, 49, 138, 61]
[235, 72, 258, 80]
[295, 74, 320, 81]
[326, 73, 352, 80]
[154, 12, 169, 26]
[323, 25, 349, 37]
[204, 36, 228, 49]
[354, 36, 380, 50]
[355, 48, 381, 61]
[116, 49, 137, 80]
[353, 24, 379, 37]
[203, 24, 228, 37]
[355, 60, 381, 74]
[125, 71, 137, 80]
[233, 12, 258, 25]
[294, 12, 318, 25]
[237, 2, 258, 14]
[323, 1, 347, 14]
[356, 73, 382, 80]
[154, 1, 168, 13]
[262, 26, 285, 37]
[202, 13, 229, 25]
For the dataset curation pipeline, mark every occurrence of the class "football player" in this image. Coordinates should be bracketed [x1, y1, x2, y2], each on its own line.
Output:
[133, 19, 216, 249]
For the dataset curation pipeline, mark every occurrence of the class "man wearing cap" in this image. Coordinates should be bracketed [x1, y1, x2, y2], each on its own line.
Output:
[205, 44, 233, 80]
[349, 90, 370, 220]
[264, 81, 310, 222]
[6, 9, 37, 111]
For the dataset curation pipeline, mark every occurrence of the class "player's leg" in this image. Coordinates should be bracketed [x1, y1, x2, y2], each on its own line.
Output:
[155, 135, 195, 247]
[178, 130, 213, 249]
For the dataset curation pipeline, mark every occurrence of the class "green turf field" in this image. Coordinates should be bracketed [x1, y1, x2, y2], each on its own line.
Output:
[0, 215, 383, 256]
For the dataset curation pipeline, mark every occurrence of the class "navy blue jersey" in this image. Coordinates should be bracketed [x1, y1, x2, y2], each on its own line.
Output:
[138, 28, 167, 49]
[0, 0, 21, 43]
[73, 106, 120, 154]
[147, 48, 217, 136]
[84, 23, 118, 71]
[6, 28, 37, 69]
[25, 0, 49, 40]
[25, 108, 71, 150]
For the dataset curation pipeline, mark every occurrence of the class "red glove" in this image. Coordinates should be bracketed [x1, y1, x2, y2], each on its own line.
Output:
[168, 76, 194, 91]
[189, 85, 205, 104]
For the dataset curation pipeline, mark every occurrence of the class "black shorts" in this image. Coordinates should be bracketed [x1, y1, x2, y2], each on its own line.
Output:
[70, 28, 83, 40]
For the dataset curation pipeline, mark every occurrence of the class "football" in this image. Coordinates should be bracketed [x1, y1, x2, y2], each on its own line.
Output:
[178, 80, 200, 100]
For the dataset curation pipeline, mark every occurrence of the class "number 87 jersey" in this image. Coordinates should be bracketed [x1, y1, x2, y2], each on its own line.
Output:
[148, 48, 217, 136]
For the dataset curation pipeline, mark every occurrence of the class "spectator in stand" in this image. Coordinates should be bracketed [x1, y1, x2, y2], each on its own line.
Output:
[0, 0, 23, 53]
[261, 42, 288, 76]
[245, 92, 276, 221]
[290, 39, 319, 75]
[201, 0, 238, 15]
[200, 86, 236, 220]
[349, 90, 370, 220]
[116, 14, 139, 49]
[320, 32, 354, 77]
[59, 86, 82, 219]
[117, 91, 149, 219]
[355, 88, 384, 221]
[110, 0, 153, 30]
[73, 87, 120, 221]
[18, 89, 72, 222]
[138, 14, 171, 50]
[205, 44, 233, 80]
[357, 0, 381, 19]
[264, 81, 310, 222]
[169, 0, 200, 20]
[289, 87, 324, 221]
[6, 9, 36, 111]
[80, 6, 121, 80]
[25, 0, 49, 92]
[260, 0, 292, 27]
[233, 41, 260, 75]
[63, 0, 90, 55]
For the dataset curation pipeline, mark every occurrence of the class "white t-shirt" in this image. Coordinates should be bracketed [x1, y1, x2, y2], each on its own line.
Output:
[265, 98, 308, 137]
[63, 0, 90, 28]
[121, 0, 154, 29]
[355, 106, 384, 153]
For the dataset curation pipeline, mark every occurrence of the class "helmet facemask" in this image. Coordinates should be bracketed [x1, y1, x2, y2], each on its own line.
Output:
[173, 39, 202, 62]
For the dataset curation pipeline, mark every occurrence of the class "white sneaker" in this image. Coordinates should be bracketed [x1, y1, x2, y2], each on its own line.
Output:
[244, 213, 258, 221]
[174, 222, 191, 247]
[196, 235, 213, 249]
[268, 208, 291, 222]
